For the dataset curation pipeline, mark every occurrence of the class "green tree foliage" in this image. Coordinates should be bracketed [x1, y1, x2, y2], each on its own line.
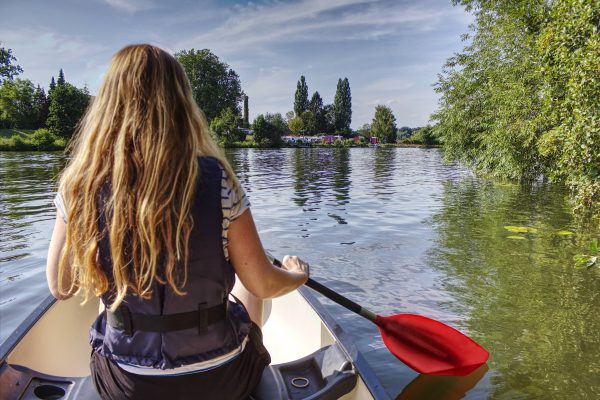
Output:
[288, 115, 304, 134]
[47, 80, 90, 138]
[0, 79, 37, 129]
[175, 49, 244, 122]
[307, 91, 326, 134]
[433, 1, 546, 180]
[57, 69, 65, 86]
[536, 0, 600, 213]
[252, 113, 286, 147]
[294, 75, 309, 117]
[357, 123, 371, 138]
[410, 125, 439, 146]
[370, 105, 397, 143]
[49, 76, 56, 94]
[0, 46, 23, 83]
[243, 95, 249, 128]
[210, 107, 244, 146]
[33, 85, 49, 128]
[433, 0, 599, 215]
[397, 126, 413, 140]
[323, 104, 336, 134]
[333, 78, 352, 134]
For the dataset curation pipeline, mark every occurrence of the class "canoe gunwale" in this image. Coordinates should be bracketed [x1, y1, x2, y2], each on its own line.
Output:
[0, 293, 56, 364]
[297, 286, 391, 400]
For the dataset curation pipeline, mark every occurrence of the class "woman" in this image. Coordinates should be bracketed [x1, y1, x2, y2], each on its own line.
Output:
[46, 44, 309, 400]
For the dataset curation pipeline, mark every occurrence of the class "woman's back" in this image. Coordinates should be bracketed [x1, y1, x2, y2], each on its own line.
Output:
[46, 44, 308, 399]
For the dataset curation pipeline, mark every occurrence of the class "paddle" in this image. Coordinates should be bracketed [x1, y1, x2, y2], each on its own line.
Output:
[270, 257, 489, 376]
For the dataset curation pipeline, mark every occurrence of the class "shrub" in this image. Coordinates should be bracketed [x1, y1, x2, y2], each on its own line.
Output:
[29, 129, 57, 150]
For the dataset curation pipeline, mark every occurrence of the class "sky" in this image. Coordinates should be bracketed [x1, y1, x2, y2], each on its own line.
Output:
[0, 0, 472, 128]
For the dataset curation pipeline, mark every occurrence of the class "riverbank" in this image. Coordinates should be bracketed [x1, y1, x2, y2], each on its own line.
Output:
[0, 134, 439, 152]
[0, 129, 66, 151]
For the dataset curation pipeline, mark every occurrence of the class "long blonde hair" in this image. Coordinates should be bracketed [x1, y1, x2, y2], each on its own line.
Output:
[58, 44, 238, 310]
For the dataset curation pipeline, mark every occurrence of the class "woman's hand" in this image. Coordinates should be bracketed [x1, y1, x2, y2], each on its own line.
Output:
[281, 255, 309, 283]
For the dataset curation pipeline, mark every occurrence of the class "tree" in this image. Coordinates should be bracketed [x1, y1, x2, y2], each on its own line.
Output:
[370, 105, 397, 143]
[0, 79, 37, 129]
[49, 76, 56, 94]
[210, 107, 244, 146]
[288, 116, 304, 134]
[57, 69, 65, 86]
[252, 113, 286, 147]
[397, 126, 413, 140]
[411, 125, 439, 145]
[433, 1, 547, 180]
[0, 46, 23, 84]
[536, 0, 600, 213]
[47, 83, 90, 138]
[357, 123, 371, 138]
[175, 49, 244, 122]
[433, 0, 599, 215]
[243, 95, 249, 128]
[333, 78, 352, 134]
[265, 113, 288, 137]
[285, 110, 295, 123]
[308, 91, 326, 134]
[294, 75, 309, 117]
[56, 68, 66, 85]
[323, 104, 336, 134]
[33, 85, 49, 128]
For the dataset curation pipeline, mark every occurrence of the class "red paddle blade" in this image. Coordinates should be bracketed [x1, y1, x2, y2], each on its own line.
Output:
[376, 314, 489, 376]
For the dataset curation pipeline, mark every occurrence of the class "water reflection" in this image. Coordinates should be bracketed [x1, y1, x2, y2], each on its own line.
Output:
[396, 364, 489, 400]
[372, 148, 396, 200]
[429, 179, 600, 399]
[290, 148, 351, 224]
[0, 153, 64, 263]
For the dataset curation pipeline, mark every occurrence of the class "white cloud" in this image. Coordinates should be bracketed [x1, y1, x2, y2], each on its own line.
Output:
[102, 0, 157, 12]
[0, 28, 109, 89]
[175, 0, 452, 56]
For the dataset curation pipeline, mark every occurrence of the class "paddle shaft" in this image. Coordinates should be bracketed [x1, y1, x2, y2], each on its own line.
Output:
[270, 255, 377, 322]
[305, 278, 377, 323]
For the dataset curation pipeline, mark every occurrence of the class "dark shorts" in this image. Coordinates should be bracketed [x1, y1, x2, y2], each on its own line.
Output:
[90, 323, 271, 400]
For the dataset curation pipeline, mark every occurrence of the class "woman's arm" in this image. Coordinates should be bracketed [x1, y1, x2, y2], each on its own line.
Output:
[227, 209, 309, 299]
[46, 212, 75, 300]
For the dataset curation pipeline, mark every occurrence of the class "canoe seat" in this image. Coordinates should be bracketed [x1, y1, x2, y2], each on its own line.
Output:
[251, 343, 357, 400]
[0, 363, 100, 400]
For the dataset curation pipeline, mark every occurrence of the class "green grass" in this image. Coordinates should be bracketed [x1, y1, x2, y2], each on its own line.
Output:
[0, 128, 66, 151]
[0, 128, 35, 138]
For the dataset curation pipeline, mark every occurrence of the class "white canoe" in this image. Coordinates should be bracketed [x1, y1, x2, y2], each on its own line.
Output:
[0, 287, 390, 399]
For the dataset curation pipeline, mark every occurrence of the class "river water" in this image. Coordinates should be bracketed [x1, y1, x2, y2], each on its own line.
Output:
[1, 148, 599, 399]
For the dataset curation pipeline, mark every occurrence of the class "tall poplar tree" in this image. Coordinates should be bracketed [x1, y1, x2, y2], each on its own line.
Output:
[57, 69, 65, 86]
[49, 77, 56, 94]
[308, 91, 325, 134]
[294, 75, 308, 116]
[333, 78, 352, 133]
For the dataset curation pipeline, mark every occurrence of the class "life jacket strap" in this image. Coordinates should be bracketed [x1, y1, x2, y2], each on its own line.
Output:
[106, 301, 228, 336]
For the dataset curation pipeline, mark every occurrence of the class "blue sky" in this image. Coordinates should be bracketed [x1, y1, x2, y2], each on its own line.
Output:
[0, 0, 471, 128]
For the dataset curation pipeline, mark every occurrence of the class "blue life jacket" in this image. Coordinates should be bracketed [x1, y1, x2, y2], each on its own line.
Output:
[89, 156, 252, 369]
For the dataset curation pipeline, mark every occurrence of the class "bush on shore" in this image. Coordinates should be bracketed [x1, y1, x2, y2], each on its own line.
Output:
[0, 128, 65, 151]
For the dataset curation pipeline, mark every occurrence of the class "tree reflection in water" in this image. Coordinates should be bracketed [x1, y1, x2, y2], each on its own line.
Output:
[428, 179, 600, 399]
